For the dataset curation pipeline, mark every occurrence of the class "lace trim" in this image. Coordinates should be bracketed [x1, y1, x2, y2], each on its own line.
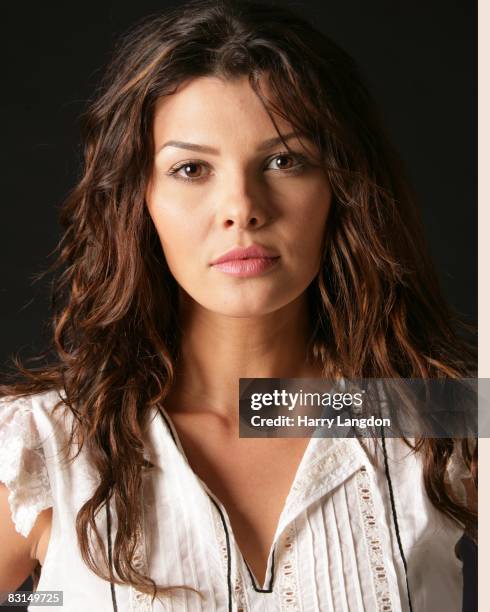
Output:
[356, 466, 394, 612]
[211, 499, 304, 611]
[234, 572, 247, 612]
[210, 498, 230, 572]
[0, 398, 53, 537]
[277, 522, 301, 610]
[287, 439, 356, 517]
[210, 497, 252, 610]
[129, 490, 154, 612]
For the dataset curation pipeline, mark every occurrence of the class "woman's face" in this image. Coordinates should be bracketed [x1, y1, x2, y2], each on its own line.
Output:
[146, 75, 332, 317]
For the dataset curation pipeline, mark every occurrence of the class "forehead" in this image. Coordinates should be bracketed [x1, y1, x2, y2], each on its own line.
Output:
[152, 75, 296, 148]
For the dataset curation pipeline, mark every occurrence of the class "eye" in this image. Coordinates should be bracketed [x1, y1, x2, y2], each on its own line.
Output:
[166, 160, 211, 182]
[165, 151, 308, 184]
[265, 152, 306, 173]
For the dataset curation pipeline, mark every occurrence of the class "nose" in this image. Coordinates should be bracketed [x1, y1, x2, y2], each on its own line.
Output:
[215, 173, 269, 230]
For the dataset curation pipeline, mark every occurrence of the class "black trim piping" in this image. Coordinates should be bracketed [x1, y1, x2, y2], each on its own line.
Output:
[105, 406, 413, 612]
[208, 496, 234, 611]
[380, 425, 414, 612]
[243, 548, 275, 593]
[157, 405, 276, 609]
[158, 406, 235, 609]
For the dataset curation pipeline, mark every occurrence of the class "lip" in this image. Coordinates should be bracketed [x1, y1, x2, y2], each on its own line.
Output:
[210, 244, 279, 265]
[210, 244, 280, 278]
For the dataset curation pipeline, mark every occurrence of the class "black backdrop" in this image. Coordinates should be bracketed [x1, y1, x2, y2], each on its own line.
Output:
[0, 0, 477, 367]
[0, 1, 477, 611]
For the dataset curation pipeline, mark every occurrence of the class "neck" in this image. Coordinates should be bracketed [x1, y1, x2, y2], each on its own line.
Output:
[166, 291, 322, 418]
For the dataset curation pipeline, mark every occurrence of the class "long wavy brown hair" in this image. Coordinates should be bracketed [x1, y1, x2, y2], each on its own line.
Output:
[1, 0, 477, 601]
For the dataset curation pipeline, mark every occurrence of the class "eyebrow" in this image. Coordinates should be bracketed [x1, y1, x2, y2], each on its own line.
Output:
[157, 132, 308, 155]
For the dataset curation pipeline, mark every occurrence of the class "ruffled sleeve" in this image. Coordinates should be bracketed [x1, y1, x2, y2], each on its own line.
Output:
[445, 438, 477, 511]
[0, 395, 53, 537]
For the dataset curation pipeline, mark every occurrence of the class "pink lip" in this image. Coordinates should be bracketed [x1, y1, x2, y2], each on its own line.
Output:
[210, 244, 279, 264]
[210, 244, 280, 278]
[212, 257, 279, 277]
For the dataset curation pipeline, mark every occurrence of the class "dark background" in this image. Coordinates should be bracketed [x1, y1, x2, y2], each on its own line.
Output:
[0, 1, 477, 610]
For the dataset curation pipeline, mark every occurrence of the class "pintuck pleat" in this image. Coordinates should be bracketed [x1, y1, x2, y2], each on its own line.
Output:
[5, 392, 465, 612]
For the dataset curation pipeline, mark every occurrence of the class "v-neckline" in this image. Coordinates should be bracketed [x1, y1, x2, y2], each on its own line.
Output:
[155, 404, 318, 591]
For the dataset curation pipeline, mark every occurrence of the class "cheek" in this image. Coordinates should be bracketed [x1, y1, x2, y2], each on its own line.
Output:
[147, 177, 198, 236]
[283, 180, 331, 245]
[147, 198, 204, 273]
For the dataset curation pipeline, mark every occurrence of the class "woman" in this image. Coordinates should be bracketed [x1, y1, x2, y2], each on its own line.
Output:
[0, 1, 477, 610]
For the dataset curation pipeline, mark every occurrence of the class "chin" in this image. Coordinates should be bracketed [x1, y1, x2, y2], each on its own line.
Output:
[201, 292, 298, 318]
[215, 307, 277, 318]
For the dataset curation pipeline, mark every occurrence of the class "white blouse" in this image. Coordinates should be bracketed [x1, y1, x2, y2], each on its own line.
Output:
[0, 390, 470, 612]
